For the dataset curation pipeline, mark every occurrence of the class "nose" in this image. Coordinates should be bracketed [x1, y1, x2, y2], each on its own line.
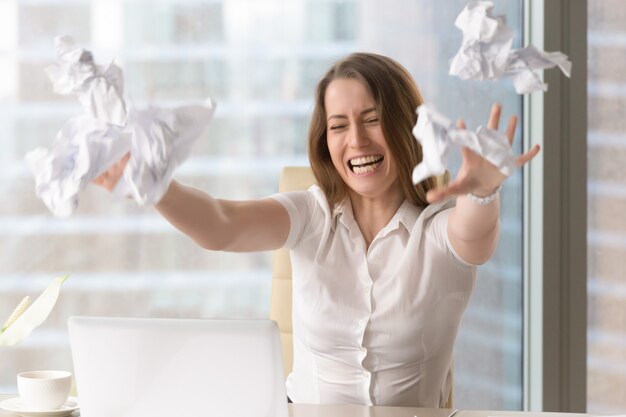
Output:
[349, 123, 370, 148]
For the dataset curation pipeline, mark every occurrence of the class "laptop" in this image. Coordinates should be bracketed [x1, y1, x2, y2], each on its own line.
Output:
[68, 316, 288, 417]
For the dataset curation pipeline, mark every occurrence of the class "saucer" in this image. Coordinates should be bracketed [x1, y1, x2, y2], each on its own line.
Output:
[0, 397, 79, 417]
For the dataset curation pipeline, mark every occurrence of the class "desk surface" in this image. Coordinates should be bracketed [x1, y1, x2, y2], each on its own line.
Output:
[0, 394, 590, 417]
[286, 404, 589, 417]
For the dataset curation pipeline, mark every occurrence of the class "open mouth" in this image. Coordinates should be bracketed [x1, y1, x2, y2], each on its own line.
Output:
[348, 154, 384, 175]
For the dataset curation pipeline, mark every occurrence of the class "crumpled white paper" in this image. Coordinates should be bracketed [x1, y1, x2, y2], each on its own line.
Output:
[26, 116, 130, 217]
[45, 35, 127, 126]
[113, 104, 215, 205]
[26, 36, 215, 217]
[412, 105, 516, 185]
[505, 45, 572, 94]
[449, 1, 572, 94]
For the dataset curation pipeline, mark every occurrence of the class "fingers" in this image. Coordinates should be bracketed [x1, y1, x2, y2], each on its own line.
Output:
[426, 187, 451, 204]
[460, 146, 477, 161]
[93, 174, 112, 191]
[517, 144, 541, 167]
[456, 119, 467, 130]
[487, 103, 502, 130]
[426, 181, 466, 203]
[92, 152, 131, 192]
[505, 115, 518, 145]
[488, 104, 518, 146]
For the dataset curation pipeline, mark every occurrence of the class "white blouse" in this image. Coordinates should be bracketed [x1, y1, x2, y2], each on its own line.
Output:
[271, 185, 477, 407]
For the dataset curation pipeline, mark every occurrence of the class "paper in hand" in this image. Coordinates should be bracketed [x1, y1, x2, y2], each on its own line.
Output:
[25, 116, 130, 217]
[412, 105, 516, 185]
[116, 103, 216, 206]
[26, 36, 215, 216]
[449, 1, 571, 93]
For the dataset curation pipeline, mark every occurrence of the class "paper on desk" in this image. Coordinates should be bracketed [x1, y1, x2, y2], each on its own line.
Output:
[0, 275, 69, 347]
[449, 1, 571, 94]
[412, 105, 516, 185]
[26, 36, 215, 216]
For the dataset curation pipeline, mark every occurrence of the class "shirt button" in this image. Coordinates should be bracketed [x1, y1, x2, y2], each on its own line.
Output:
[358, 319, 365, 326]
[362, 371, 369, 377]
[360, 346, 366, 353]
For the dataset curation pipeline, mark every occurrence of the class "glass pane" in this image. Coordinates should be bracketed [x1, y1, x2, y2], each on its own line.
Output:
[587, 0, 626, 413]
[1, 0, 523, 409]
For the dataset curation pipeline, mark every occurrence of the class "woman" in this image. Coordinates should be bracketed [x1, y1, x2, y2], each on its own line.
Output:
[96, 52, 539, 407]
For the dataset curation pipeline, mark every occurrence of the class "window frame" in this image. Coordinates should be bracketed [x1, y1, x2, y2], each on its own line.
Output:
[523, 0, 588, 412]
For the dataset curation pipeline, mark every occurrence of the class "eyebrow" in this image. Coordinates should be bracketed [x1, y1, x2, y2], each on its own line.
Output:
[327, 107, 377, 122]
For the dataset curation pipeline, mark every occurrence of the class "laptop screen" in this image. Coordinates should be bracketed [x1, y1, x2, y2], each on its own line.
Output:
[68, 316, 288, 417]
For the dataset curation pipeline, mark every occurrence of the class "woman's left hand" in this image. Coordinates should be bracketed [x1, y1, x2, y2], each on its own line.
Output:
[426, 103, 540, 203]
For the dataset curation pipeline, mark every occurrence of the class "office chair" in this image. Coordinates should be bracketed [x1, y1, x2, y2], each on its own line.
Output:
[269, 166, 454, 408]
[269, 166, 316, 380]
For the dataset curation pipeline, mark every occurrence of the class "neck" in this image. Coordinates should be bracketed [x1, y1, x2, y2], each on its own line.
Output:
[348, 187, 404, 248]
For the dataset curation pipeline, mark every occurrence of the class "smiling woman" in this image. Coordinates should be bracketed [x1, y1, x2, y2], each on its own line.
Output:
[325, 78, 403, 213]
[92, 51, 537, 407]
[309, 53, 436, 213]
[1, 0, 526, 409]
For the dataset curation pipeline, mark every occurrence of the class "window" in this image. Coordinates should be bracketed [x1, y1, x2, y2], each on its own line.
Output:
[1, 0, 525, 408]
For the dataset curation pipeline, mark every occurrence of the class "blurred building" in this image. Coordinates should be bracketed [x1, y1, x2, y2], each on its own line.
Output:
[0, 0, 527, 410]
[587, 0, 626, 413]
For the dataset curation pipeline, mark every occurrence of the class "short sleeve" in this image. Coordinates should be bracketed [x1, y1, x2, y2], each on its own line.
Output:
[269, 190, 313, 249]
[426, 207, 479, 267]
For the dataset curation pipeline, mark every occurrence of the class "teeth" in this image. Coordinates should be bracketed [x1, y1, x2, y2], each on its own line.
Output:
[350, 155, 383, 166]
[353, 164, 380, 174]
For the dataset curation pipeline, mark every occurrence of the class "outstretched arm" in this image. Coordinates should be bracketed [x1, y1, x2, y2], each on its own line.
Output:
[155, 181, 290, 252]
[94, 155, 290, 252]
[426, 104, 540, 265]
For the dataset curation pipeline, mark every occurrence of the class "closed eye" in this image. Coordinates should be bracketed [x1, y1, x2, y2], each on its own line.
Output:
[329, 124, 347, 131]
[365, 118, 379, 124]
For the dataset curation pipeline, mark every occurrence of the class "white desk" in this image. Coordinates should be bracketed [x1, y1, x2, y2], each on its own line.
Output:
[0, 394, 590, 417]
[286, 404, 589, 417]
[288, 404, 453, 417]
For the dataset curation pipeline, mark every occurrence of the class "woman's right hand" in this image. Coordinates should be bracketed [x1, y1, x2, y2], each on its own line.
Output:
[92, 151, 291, 252]
[93, 153, 130, 192]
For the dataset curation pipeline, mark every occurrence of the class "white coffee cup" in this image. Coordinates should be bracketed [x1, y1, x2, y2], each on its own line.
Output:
[17, 370, 72, 411]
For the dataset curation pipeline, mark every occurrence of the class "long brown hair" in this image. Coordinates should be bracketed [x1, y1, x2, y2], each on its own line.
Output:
[308, 52, 441, 209]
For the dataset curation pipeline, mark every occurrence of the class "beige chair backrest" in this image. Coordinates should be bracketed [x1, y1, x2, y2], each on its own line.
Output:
[270, 166, 317, 378]
[269, 166, 453, 408]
